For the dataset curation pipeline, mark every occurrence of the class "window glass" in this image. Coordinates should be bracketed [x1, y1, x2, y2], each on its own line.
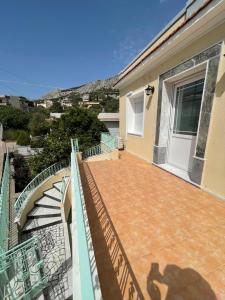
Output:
[173, 78, 204, 135]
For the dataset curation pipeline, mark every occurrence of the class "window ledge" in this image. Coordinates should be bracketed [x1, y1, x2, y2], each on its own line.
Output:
[127, 132, 143, 137]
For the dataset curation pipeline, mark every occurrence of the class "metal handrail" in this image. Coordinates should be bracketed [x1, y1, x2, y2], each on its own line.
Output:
[0, 236, 47, 299]
[82, 134, 117, 160]
[82, 142, 112, 160]
[71, 138, 95, 299]
[101, 132, 117, 149]
[71, 138, 79, 153]
[14, 160, 69, 218]
[0, 152, 9, 253]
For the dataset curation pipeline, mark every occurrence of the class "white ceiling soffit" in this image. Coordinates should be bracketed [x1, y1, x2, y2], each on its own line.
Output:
[116, 0, 225, 89]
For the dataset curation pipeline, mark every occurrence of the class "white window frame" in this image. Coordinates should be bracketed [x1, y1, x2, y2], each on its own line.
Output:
[126, 89, 145, 137]
[171, 73, 206, 137]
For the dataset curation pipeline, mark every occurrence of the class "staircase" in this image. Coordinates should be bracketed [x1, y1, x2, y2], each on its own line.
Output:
[21, 176, 72, 300]
[23, 178, 68, 233]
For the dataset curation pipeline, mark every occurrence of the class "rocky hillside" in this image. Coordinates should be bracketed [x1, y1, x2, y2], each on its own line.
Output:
[43, 75, 119, 100]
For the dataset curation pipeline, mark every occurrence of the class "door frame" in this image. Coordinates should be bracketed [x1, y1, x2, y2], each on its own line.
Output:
[167, 72, 206, 171]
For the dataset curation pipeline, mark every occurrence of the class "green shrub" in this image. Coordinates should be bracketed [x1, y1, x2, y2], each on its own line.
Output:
[17, 131, 30, 145]
[3, 129, 20, 141]
[30, 137, 46, 148]
[13, 154, 32, 192]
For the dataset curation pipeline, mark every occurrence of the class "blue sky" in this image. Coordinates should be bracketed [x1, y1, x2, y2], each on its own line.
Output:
[0, 0, 186, 99]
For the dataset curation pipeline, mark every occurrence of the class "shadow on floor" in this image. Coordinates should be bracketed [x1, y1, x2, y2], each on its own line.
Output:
[79, 162, 144, 300]
[147, 263, 217, 300]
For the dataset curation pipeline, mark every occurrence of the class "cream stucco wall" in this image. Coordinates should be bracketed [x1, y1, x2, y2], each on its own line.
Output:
[119, 22, 225, 197]
[202, 43, 225, 198]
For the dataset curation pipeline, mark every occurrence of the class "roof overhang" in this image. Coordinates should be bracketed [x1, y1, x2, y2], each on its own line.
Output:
[115, 0, 225, 89]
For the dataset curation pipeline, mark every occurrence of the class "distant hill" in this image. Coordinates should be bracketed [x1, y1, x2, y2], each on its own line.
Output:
[42, 75, 119, 100]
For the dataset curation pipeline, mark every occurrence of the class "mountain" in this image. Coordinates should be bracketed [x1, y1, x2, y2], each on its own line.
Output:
[42, 75, 119, 100]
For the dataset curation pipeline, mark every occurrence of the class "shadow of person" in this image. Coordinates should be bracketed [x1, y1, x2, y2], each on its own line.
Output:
[147, 263, 217, 300]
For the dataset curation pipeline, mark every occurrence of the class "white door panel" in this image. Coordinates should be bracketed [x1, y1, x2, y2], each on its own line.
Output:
[168, 77, 204, 173]
[168, 135, 196, 171]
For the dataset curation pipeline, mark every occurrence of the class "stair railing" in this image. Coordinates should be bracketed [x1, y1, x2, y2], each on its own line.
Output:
[101, 132, 117, 149]
[82, 136, 117, 161]
[0, 152, 10, 253]
[14, 160, 69, 219]
[0, 236, 47, 300]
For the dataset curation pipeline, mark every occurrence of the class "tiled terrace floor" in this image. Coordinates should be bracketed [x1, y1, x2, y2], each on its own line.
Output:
[80, 151, 225, 300]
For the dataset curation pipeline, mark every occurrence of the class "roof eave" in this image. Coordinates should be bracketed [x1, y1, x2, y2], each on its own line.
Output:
[115, 0, 224, 89]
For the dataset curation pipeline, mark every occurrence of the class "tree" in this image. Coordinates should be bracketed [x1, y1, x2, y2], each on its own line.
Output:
[0, 106, 30, 130]
[29, 107, 107, 176]
[29, 129, 71, 176]
[49, 101, 63, 112]
[13, 154, 32, 192]
[17, 131, 30, 145]
[28, 112, 49, 136]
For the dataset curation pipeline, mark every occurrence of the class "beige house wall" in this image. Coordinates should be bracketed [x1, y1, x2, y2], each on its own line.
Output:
[119, 22, 225, 197]
[202, 43, 225, 198]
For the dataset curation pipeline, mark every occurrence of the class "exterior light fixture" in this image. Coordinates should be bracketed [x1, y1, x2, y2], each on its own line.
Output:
[145, 85, 154, 96]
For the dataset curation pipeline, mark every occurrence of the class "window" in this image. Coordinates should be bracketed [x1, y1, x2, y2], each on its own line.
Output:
[126, 92, 144, 136]
[173, 78, 204, 135]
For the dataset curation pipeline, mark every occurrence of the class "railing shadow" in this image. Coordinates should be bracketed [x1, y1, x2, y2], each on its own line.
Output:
[79, 162, 144, 300]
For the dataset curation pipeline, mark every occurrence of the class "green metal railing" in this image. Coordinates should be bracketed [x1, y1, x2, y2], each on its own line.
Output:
[0, 152, 10, 253]
[0, 236, 47, 300]
[14, 160, 69, 219]
[71, 138, 79, 153]
[82, 133, 117, 160]
[101, 132, 117, 149]
[71, 138, 95, 299]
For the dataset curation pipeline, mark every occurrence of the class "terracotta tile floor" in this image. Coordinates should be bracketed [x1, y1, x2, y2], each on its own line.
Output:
[81, 151, 225, 300]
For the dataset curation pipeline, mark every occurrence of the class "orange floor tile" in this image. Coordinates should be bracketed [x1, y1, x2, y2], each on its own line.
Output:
[80, 151, 225, 300]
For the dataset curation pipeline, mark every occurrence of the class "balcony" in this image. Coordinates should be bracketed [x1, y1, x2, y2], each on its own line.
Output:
[79, 151, 225, 299]
[1, 134, 225, 299]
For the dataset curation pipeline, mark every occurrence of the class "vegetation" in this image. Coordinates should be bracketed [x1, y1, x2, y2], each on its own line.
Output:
[28, 112, 49, 136]
[49, 101, 63, 113]
[17, 131, 30, 146]
[13, 154, 32, 192]
[0, 106, 30, 130]
[3, 129, 24, 141]
[0, 91, 112, 177]
[29, 107, 107, 176]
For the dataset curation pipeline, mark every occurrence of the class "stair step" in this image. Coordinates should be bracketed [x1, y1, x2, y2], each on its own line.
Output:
[53, 181, 63, 192]
[44, 187, 62, 201]
[28, 206, 61, 219]
[35, 196, 61, 209]
[53, 177, 70, 192]
[35, 293, 45, 300]
[23, 216, 62, 233]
